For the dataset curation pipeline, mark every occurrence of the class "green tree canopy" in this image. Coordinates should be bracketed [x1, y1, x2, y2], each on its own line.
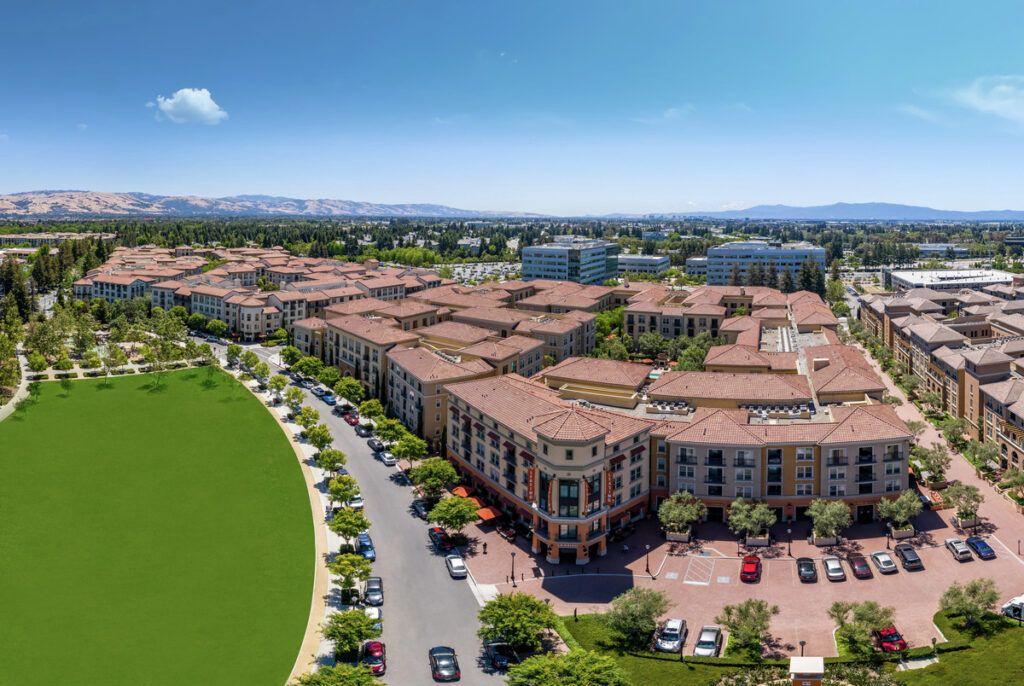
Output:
[374, 417, 408, 444]
[807, 498, 852, 538]
[940, 578, 1000, 627]
[283, 386, 305, 414]
[877, 490, 923, 529]
[715, 598, 779, 651]
[727, 498, 777, 538]
[506, 650, 629, 686]
[603, 587, 670, 650]
[327, 552, 373, 590]
[292, 356, 324, 379]
[316, 448, 347, 473]
[477, 591, 558, 652]
[409, 458, 458, 501]
[427, 495, 480, 533]
[322, 609, 381, 661]
[280, 345, 302, 367]
[358, 399, 384, 419]
[205, 318, 227, 337]
[829, 600, 896, 653]
[658, 491, 707, 533]
[306, 423, 334, 453]
[328, 507, 371, 540]
[334, 376, 365, 405]
[293, 663, 380, 686]
[318, 365, 341, 389]
[328, 475, 360, 506]
[296, 405, 321, 429]
[225, 344, 242, 365]
[392, 435, 429, 464]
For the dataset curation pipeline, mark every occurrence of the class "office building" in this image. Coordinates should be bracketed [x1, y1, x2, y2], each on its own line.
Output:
[617, 254, 670, 276]
[888, 269, 1015, 293]
[695, 241, 825, 286]
[521, 236, 619, 285]
[915, 243, 968, 259]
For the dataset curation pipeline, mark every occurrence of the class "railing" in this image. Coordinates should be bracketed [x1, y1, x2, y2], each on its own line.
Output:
[854, 475, 876, 483]
[734, 458, 757, 468]
[856, 455, 876, 465]
[883, 452, 903, 462]
[502, 470, 516, 481]
[676, 456, 697, 465]
[705, 456, 725, 466]
[704, 474, 725, 484]
[826, 456, 848, 466]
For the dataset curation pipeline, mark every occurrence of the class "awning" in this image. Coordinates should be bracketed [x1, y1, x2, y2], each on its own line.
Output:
[468, 496, 487, 508]
[449, 406, 460, 416]
[610, 455, 626, 465]
[642, 358, 653, 364]
[452, 485, 475, 498]
[488, 432, 500, 441]
[630, 445, 646, 456]
[477, 506, 503, 522]
[503, 441, 516, 451]
[519, 450, 534, 462]
[473, 423, 484, 431]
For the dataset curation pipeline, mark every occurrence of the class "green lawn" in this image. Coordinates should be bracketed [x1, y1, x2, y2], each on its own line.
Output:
[893, 612, 1024, 685]
[0, 370, 313, 686]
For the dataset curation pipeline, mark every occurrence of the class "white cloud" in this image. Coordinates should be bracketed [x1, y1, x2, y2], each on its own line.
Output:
[952, 75, 1024, 124]
[152, 88, 228, 125]
[77, 123, 88, 132]
[896, 103, 945, 124]
[633, 104, 695, 125]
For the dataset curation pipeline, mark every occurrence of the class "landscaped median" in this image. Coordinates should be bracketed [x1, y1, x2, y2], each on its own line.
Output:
[553, 611, 1016, 686]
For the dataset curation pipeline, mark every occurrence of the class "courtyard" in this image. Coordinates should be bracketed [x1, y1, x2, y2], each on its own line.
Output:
[0, 369, 313, 686]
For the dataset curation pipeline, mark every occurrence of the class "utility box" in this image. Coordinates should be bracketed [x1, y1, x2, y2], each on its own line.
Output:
[789, 656, 824, 686]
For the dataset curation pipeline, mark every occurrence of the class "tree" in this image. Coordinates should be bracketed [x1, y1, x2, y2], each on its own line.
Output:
[427, 495, 480, 533]
[939, 416, 969, 449]
[778, 268, 795, 294]
[825, 279, 845, 305]
[296, 405, 321, 430]
[714, 598, 779, 651]
[205, 318, 227, 337]
[374, 418, 408, 444]
[636, 331, 665, 358]
[334, 376, 365, 406]
[252, 362, 270, 385]
[1002, 468, 1024, 502]
[187, 312, 206, 331]
[72, 314, 96, 353]
[728, 262, 742, 287]
[306, 423, 334, 453]
[272, 327, 289, 342]
[280, 345, 302, 367]
[327, 553, 373, 601]
[477, 592, 558, 652]
[919, 442, 952, 482]
[944, 481, 984, 520]
[877, 490, 923, 530]
[409, 458, 459, 501]
[225, 344, 241, 366]
[745, 261, 764, 287]
[902, 374, 922, 397]
[322, 609, 381, 661]
[829, 600, 896, 653]
[507, 650, 629, 686]
[905, 420, 927, 443]
[268, 374, 289, 396]
[806, 498, 852, 539]
[318, 365, 341, 389]
[28, 350, 47, 373]
[328, 508, 371, 540]
[603, 587, 670, 649]
[54, 351, 74, 371]
[917, 390, 942, 414]
[963, 439, 998, 468]
[293, 662, 380, 686]
[168, 305, 189, 324]
[101, 343, 128, 375]
[317, 448, 347, 474]
[542, 354, 556, 368]
[393, 434, 429, 464]
[765, 259, 778, 287]
[240, 350, 259, 371]
[940, 578, 1000, 627]
[359, 399, 384, 420]
[727, 498, 777, 539]
[292, 356, 324, 379]
[328, 475, 360, 506]
[658, 491, 707, 534]
[283, 386, 305, 415]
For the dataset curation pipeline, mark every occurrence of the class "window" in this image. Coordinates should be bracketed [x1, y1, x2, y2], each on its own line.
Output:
[629, 466, 643, 482]
[655, 440, 666, 454]
[828, 467, 846, 481]
[829, 484, 847, 497]
[565, 449, 573, 461]
[796, 466, 813, 480]
[884, 463, 901, 476]
[656, 457, 666, 472]
[542, 444, 548, 455]
[796, 447, 814, 461]
[795, 484, 813, 496]
[558, 525, 577, 540]
[678, 465, 694, 479]
[767, 448, 782, 465]
[592, 446, 598, 457]
[734, 468, 752, 482]
[766, 466, 782, 483]
[656, 474, 666, 487]
[735, 486, 752, 498]
[613, 475, 623, 490]
[885, 479, 902, 493]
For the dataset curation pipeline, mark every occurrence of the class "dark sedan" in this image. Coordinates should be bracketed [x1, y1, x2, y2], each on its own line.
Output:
[367, 438, 385, 453]
[966, 536, 997, 560]
[429, 646, 460, 681]
[484, 640, 520, 670]
[354, 424, 372, 437]
[848, 554, 873, 579]
[894, 543, 923, 570]
[796, 557, 817, 582]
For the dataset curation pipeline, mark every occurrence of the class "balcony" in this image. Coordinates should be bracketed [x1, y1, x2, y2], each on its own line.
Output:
[504, 453, 517, 464]
[502, 470, 516, 481]
[703, 474, 725, 484]
[704, 456, 725, 466]
[676, 456, 697, 465]
[854, 475, 876, 483]
[883, 452, 903, 462]
[856, 455, 876, 465]
[734, 458, 757, 468]
[826, 456, 848, 466]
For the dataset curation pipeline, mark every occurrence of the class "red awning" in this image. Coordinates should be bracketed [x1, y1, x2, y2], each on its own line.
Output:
[452, 485, 475, 498]
[641, 358, 653, 364]
[610, 455, 626, 465]
[468, 496, 486, 508]
[503, 441, 516, 451]
[488, 432, 499, 441]
[449, 406, 460, 416]
[519, 451, 534, 463]
[473, 423, 484, 431]
[630, 445, 646, 456]
[477, 506, 503, 522]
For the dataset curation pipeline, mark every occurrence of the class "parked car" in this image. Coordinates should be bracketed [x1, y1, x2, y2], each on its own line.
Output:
[358, 532, 376, 561]
[300, 379, 315, 389]
[692, 625, 723, 657]
[205, 335, 219, 343]
[429, 526, 454, 551]
[966, 536, 996, 560]
[363, 606, 383, 632]
[483, 639, 520, 670]
[344, 414, 360, 426]
[347, 495, 365, 511]
[872, 551, 899, 573]
[822, 555, 846, 581]
[367, 438, 385, 452]
[364, 576, 384, 606]
[894, 543, 923, 570]
[355, 424, 372, 437]
[428, 646, 460, 681]
[873, 625, 907, 652]
[360, 640, 386, 676]
[945, 537, 973, 561]
[311, 386, 326, 397]
[412, 499, 429, 519]
[848, 554, 873, 579]
[740, 555, 762, 582]
[797, 557, 817, 582]
[322, 394, 337, 406]
[379, 451, 397, 466]
[654, 618, 687, 652]
[332, 406, 347, 416]
[445, 554, 468, 578]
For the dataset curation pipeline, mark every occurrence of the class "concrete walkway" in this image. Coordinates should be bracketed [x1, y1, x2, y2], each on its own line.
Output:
[0, 346, 32, 424]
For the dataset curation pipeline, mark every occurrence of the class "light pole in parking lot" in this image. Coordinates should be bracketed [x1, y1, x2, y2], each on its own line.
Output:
[787, 528, 792, 557]
[886, 531, 892, 550]
[799, 640, 806, 656]
[645, 544, 651, 576]
[511, 552, 517, 587]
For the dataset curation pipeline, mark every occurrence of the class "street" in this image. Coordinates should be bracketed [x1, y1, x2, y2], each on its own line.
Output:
[209, 338, 505, 683]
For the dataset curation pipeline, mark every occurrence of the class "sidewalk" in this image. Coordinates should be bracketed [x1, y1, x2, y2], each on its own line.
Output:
[0, 346, 32, 423]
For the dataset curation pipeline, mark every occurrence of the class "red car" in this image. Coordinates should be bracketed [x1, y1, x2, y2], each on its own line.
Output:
[740, 555, 762, 582]
[429, 526, 454, 551]
[361, 640, 386, 675]
[343, 414, 360, 426]
[874, 625, 907, 652]
[848, 554, 873, 579]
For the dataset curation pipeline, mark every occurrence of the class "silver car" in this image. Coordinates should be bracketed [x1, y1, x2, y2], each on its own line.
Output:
[379, 451, 397, 466]
[945, 537, 972, 561]
[445, 554, 468, 579]
[822, 555, 846, 581]
[870, 550, 898, 574]
[692, 625, 722, 657]
[654, 618, 687, 652]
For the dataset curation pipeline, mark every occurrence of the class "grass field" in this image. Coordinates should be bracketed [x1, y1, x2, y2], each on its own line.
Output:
[892, 612, 1024, 685]
[0, 369, 313, 686]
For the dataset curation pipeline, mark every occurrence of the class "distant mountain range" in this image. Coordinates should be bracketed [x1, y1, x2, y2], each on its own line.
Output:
[0, 190, 544, 219]
[651, 202, 1024, 222]
[2, 192, 1024, 222]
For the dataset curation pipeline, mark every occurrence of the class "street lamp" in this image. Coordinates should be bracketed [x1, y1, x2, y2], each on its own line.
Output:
[799, 640, 806, 657]
[886, 531, 892, 549]
[511, 552, 517, 588]
[787, 527, 792, 557]
[645, 544, 651, 575]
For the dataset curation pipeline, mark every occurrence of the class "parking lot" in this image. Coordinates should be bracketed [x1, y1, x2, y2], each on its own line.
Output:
[462, 513, 1024, 658]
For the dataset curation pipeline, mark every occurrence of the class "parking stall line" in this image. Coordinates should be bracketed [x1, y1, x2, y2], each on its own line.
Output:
[990, 535, 1024, 568]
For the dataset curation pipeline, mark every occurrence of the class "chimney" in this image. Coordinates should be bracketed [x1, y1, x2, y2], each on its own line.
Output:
[365, 258, 380, 271]
[812, 358, 830, 371]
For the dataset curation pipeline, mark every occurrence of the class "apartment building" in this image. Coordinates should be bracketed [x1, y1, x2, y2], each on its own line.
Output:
[326, 315, 421, 398]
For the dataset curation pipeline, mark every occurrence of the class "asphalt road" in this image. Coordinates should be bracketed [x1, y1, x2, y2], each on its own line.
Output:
[202, 338, 504, 683]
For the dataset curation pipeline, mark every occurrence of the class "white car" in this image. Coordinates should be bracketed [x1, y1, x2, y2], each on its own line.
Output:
[347, 495, 365, 510]
[654, 618, 687, 652]
[870, 550, 898, 574]
[445, 554, 468, 578]
[822, 555, 846, 581]
[363, 606, 382, 632]
[379, 451, 397, 466]
[945, 537, 972, 561]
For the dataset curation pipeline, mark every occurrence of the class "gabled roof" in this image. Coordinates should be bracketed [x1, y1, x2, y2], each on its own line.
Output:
[537, 357, 650, 389]
[648, 371, 812, 403]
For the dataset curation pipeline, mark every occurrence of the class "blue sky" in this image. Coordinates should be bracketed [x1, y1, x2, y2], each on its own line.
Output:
[4, 1, 1024, 215]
